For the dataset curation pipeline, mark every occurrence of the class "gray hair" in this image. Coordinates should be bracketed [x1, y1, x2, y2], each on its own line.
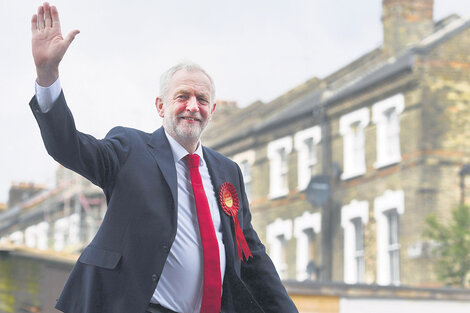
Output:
[159, 62, 216, 105]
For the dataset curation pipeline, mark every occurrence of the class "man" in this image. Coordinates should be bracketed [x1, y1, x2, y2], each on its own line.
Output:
[30, 3, 298, 313]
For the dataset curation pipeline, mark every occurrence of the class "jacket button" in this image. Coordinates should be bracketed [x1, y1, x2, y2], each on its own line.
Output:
[162, 245, 169, 252]
[152, 274, 159, 282]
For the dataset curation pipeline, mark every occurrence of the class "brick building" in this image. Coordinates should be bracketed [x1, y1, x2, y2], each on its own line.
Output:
[203, 0, 470, 287]
[0, 166, 106, 254]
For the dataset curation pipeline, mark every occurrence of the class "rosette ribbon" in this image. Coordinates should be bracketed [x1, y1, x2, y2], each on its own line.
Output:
[219, 183, 253, 261]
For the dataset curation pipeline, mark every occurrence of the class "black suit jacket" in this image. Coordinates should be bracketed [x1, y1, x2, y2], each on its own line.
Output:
[29, 92, 298, 313]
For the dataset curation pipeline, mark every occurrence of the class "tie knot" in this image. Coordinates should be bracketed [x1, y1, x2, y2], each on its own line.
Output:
[185, 154, 200, 169]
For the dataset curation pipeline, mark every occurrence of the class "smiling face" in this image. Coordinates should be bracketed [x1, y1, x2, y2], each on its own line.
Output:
[156, 69, 216, 152]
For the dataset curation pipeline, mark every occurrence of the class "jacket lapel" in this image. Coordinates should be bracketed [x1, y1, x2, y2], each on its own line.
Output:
[146, 127, 178, 211]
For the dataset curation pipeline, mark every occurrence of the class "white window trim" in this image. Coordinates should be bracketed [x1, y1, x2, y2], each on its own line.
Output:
[36, 221, 49, 250]
[267, 218, 293, 279]
[267, 137, 293, 199]
[374, 190, 405, 286]
[69, 213, 81, 248]
[341, 200, 369, 284]
[233, 150, 256, 200]
[372, 94, 404, 169]
[339, 108, 370, 180]
[9, 230, 24, 245]
[25, 225, 38, 248]
[294, 126, 322, 191]
[54, 217, 68, 252]
[293, 211, 321, 281]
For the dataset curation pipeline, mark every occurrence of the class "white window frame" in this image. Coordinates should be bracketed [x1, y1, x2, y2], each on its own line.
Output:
[233, 150, 256, 201]
[36, 221, 49, 250]
[374, 190, 405, 286]
[372, 94, 404, 169]
[339, 108, 370, 180]
[9, 230, 24, 245]
[294, 126, 322, 191]
[54, 217, 68, 251]
[69, 213, 81, 248]
[25, 225, 38, 248]
[293, 211, 321, 280]
[267, 137, 292, 199]
[267, 218, 293, 279]
[341, 199, 369, 284]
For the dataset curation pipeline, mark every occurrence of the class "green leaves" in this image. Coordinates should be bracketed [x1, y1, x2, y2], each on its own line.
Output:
[424, 204, 470, 287]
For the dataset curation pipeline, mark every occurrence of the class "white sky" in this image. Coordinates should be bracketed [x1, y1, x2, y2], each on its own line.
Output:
[1, 0, 470, 203]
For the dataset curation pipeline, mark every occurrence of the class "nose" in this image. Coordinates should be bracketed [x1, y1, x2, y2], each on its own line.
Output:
[186, 96, 199, 112]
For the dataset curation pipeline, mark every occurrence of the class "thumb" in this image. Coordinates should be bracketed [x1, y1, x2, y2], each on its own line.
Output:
[64, 29, 80, 46]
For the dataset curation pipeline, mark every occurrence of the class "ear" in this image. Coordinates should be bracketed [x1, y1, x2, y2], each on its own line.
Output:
[156, 97, 164, 118]
[211, 102, 217, 115]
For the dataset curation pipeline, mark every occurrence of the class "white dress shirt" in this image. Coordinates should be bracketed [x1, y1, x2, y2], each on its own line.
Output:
[35, 79, 226, 313]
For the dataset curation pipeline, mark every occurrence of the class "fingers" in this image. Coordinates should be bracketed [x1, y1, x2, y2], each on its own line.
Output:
[31, 14, 38, 34]
[51, 5, 60, 28]
[64, 30, 80, 46]
[37, 2, 55, 30]
[37, 6, 45, 30]
[44, 2, 52, 28]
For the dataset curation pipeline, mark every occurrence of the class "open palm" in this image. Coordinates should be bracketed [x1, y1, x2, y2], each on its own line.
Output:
[31, 3, 79, 86]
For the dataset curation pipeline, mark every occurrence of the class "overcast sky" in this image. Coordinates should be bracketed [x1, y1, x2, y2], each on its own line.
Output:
[1, 0, 470, 203]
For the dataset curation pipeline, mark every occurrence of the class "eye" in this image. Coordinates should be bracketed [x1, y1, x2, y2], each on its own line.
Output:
[176, 95, 188, 101]
[198, 97, 209, 104]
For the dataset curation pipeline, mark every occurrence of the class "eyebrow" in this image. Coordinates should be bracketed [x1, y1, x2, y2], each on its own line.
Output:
[174, 89, 210, 99]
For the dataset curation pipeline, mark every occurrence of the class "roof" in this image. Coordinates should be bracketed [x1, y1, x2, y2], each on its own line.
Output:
[205, 15, 470, 149]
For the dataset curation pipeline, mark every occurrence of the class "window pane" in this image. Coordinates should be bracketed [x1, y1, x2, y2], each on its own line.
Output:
[386, 209, 400, 284]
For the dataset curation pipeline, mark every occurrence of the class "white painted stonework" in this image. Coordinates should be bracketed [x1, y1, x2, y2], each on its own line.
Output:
[293, 211, 321, 280]
[339, 108, 370, 180]
[372, 94, 404, 169]
[341, 199, 369, 284]
[267, 136, 293, 199]
[294, 126, 322, 191]
[266, 218, 293, 279]
[374, 189, 405, 285]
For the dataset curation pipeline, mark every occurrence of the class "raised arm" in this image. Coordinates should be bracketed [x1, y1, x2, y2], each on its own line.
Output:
[31, 2, 79, 86]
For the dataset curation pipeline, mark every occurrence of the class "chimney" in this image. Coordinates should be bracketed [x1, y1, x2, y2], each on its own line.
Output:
[382, 0, 434, 55]
[7, 182, 46, 209]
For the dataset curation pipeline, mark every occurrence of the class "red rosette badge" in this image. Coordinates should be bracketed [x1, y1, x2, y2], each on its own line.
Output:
[219, 182, 253, 261]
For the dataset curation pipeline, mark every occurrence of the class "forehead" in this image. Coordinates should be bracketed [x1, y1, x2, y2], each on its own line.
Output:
[169, 69, 212, 96]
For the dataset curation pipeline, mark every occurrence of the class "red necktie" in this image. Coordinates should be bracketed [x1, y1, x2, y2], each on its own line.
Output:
[185, 154, 222, 313]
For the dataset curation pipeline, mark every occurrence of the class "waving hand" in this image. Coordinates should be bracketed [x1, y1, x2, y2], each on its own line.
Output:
[31, 2, 80, 86]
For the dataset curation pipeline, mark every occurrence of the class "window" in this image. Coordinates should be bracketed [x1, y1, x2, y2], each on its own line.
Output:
[339, 108, 370, 180]
[68, 213, 81, 248]
[386, 210, 400, 285]
[36, 221, 49, 250]
[374, 190, 405, 286]
[54, 217, 68, 251]
[9, 230, 24, 245]
[341, 199, 369, 283]
[25, 225, 37, 248]
[352, 218, 365, 283]
[267, 137, 293, 198]
[372, 94, 404, 168]
[267, 218, 293, 279]
[293, 211, 321, 280]
[233, 150, 256, 201]
[294, 126, 322, 191]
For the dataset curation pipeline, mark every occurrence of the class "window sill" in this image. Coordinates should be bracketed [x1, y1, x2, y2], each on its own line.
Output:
[373, 156, 401, 169]
[268, 191, 289, 200]
[341, 170, 365, 181]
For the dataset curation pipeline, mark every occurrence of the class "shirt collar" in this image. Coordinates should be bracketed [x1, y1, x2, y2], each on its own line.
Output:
[164, 130, 204, 166]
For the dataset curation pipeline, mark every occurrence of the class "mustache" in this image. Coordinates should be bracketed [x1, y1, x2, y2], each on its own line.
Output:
[178, 114, 202, 121]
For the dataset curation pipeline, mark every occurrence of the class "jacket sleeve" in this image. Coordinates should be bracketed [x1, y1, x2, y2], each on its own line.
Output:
[236, 165, 299, 313]
[29, 91, 130, 189]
